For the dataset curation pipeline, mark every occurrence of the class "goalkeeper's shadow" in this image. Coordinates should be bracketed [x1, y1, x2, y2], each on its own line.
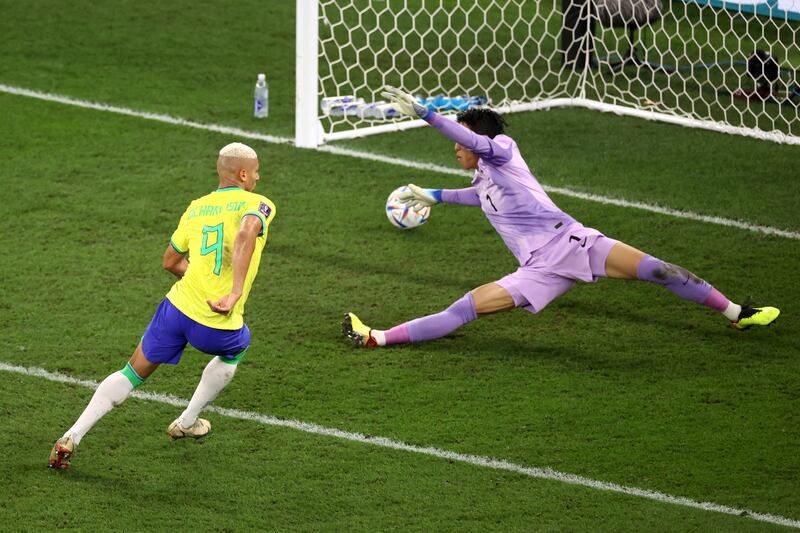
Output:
[274, 241, 499, 293]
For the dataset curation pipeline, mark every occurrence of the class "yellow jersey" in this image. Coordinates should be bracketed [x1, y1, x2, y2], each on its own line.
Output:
[166, 186, 276, 330]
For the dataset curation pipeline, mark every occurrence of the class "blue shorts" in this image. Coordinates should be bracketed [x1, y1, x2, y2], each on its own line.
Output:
[141, 298, 250, 365]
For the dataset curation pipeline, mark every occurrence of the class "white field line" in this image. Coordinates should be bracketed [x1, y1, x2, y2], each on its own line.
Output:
[2, 361, 798, 529]
[0, 84, 293, 146]
[2, 83, 799, 241]
[316, 142, 800, 241]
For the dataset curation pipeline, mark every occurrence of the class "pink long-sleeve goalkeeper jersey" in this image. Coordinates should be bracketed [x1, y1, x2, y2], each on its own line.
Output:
[426, 112, 576, 266]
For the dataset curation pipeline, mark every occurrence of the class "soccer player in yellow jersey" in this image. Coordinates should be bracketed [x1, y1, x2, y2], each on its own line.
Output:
[49, 142, 276, 469]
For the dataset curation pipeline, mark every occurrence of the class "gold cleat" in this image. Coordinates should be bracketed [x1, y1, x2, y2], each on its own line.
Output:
[167, 418, 211, 440]
[49, 436, 75, 470]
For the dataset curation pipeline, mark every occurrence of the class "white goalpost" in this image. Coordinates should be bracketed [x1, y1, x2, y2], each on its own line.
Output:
[295, 0, 800, 147]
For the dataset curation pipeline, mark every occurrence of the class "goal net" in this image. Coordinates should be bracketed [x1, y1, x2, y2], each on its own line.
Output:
[295, 0, 800, 147]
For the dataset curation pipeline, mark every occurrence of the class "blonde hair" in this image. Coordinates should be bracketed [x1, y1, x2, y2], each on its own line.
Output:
[219, 142, 257, 159]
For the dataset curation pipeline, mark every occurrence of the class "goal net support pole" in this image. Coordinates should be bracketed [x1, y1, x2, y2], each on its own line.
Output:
[296, 0, 321, 148]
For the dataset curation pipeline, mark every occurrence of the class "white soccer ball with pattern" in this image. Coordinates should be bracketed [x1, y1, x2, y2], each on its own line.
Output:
[385, 186, 431, 230]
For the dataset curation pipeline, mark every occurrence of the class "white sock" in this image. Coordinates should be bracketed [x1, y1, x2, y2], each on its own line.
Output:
[723, 301, 742, 322]
[178, 357, 237, 429]
[371, 329, 387, 346]
[64, 371, 133, 446]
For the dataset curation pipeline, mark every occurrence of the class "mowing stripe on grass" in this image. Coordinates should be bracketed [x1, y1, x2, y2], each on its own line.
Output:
[316, 143, 800, 240]
[0, 83, 292, 146]
[1, 83, 798, 241]
[3, 361, 798, 529]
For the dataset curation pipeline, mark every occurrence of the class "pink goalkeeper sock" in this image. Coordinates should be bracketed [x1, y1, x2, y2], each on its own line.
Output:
[383, 324, 410, 345]
[703, 287, 730, 312]
[378, 293, 478, 346]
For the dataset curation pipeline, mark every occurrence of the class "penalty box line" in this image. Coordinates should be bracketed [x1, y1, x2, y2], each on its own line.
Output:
[2, 360, 799, 530]
[1, 82, 798, 242]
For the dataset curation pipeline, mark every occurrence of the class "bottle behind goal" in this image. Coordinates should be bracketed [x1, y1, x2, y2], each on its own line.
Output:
[254, 73, 269, 118]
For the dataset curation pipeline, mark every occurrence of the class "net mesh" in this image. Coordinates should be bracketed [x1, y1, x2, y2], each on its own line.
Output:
[317, 0, 800, 143]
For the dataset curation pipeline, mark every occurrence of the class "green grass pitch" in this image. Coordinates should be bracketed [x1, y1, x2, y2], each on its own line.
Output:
[1, 0, 799, 530]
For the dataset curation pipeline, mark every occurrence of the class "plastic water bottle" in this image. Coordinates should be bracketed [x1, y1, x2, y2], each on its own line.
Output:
[321, 96, 358, 114]
[321, 96, 365, 116]
[254, 73, 269, 118]
[357, 101, 398, 119]
[417, 94, 488, 111]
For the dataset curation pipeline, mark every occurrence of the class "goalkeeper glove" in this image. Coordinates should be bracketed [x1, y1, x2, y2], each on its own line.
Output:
[380, 86, 430, 119]
[397, 184, 442, 209]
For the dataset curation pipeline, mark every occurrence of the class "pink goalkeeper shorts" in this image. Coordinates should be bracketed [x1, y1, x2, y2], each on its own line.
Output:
[495, 224, 619, 314]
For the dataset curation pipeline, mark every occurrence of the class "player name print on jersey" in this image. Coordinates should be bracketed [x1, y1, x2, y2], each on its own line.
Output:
[187, 201, 248, 220]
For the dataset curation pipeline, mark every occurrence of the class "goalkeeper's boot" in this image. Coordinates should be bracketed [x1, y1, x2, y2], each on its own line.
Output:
[48, 436, 75, 470]
[731, 305, 780, 330]
[167, 418, 211, 440]
[342, 313, 378, 347]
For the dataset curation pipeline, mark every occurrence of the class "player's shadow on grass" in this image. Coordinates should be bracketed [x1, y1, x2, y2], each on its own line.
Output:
[41, 466, 143, 488]
[419, 332, 712, 378]
[559, 292, 793, 354]
[415, 300, 790, 376]
[40, 465, 230, 507]
[274, 241, 508, 293]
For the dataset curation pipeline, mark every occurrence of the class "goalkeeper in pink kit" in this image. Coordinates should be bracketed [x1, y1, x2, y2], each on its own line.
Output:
[343, 86, 780, 347]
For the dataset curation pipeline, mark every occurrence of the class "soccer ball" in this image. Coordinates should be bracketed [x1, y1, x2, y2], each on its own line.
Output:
[385, 186, 431, 229]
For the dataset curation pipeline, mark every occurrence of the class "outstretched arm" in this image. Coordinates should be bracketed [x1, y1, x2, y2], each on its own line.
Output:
[424, 112, 512, 166]
[398, 184, 481, 208]
[381, 86, 512, 166]
[207, 215, 262, 315]
[441, 187, 481, 206]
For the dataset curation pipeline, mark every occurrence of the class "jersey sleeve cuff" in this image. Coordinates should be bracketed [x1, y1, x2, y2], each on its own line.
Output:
[242, 212, 267, 235]
[170, 239, 187, 254]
